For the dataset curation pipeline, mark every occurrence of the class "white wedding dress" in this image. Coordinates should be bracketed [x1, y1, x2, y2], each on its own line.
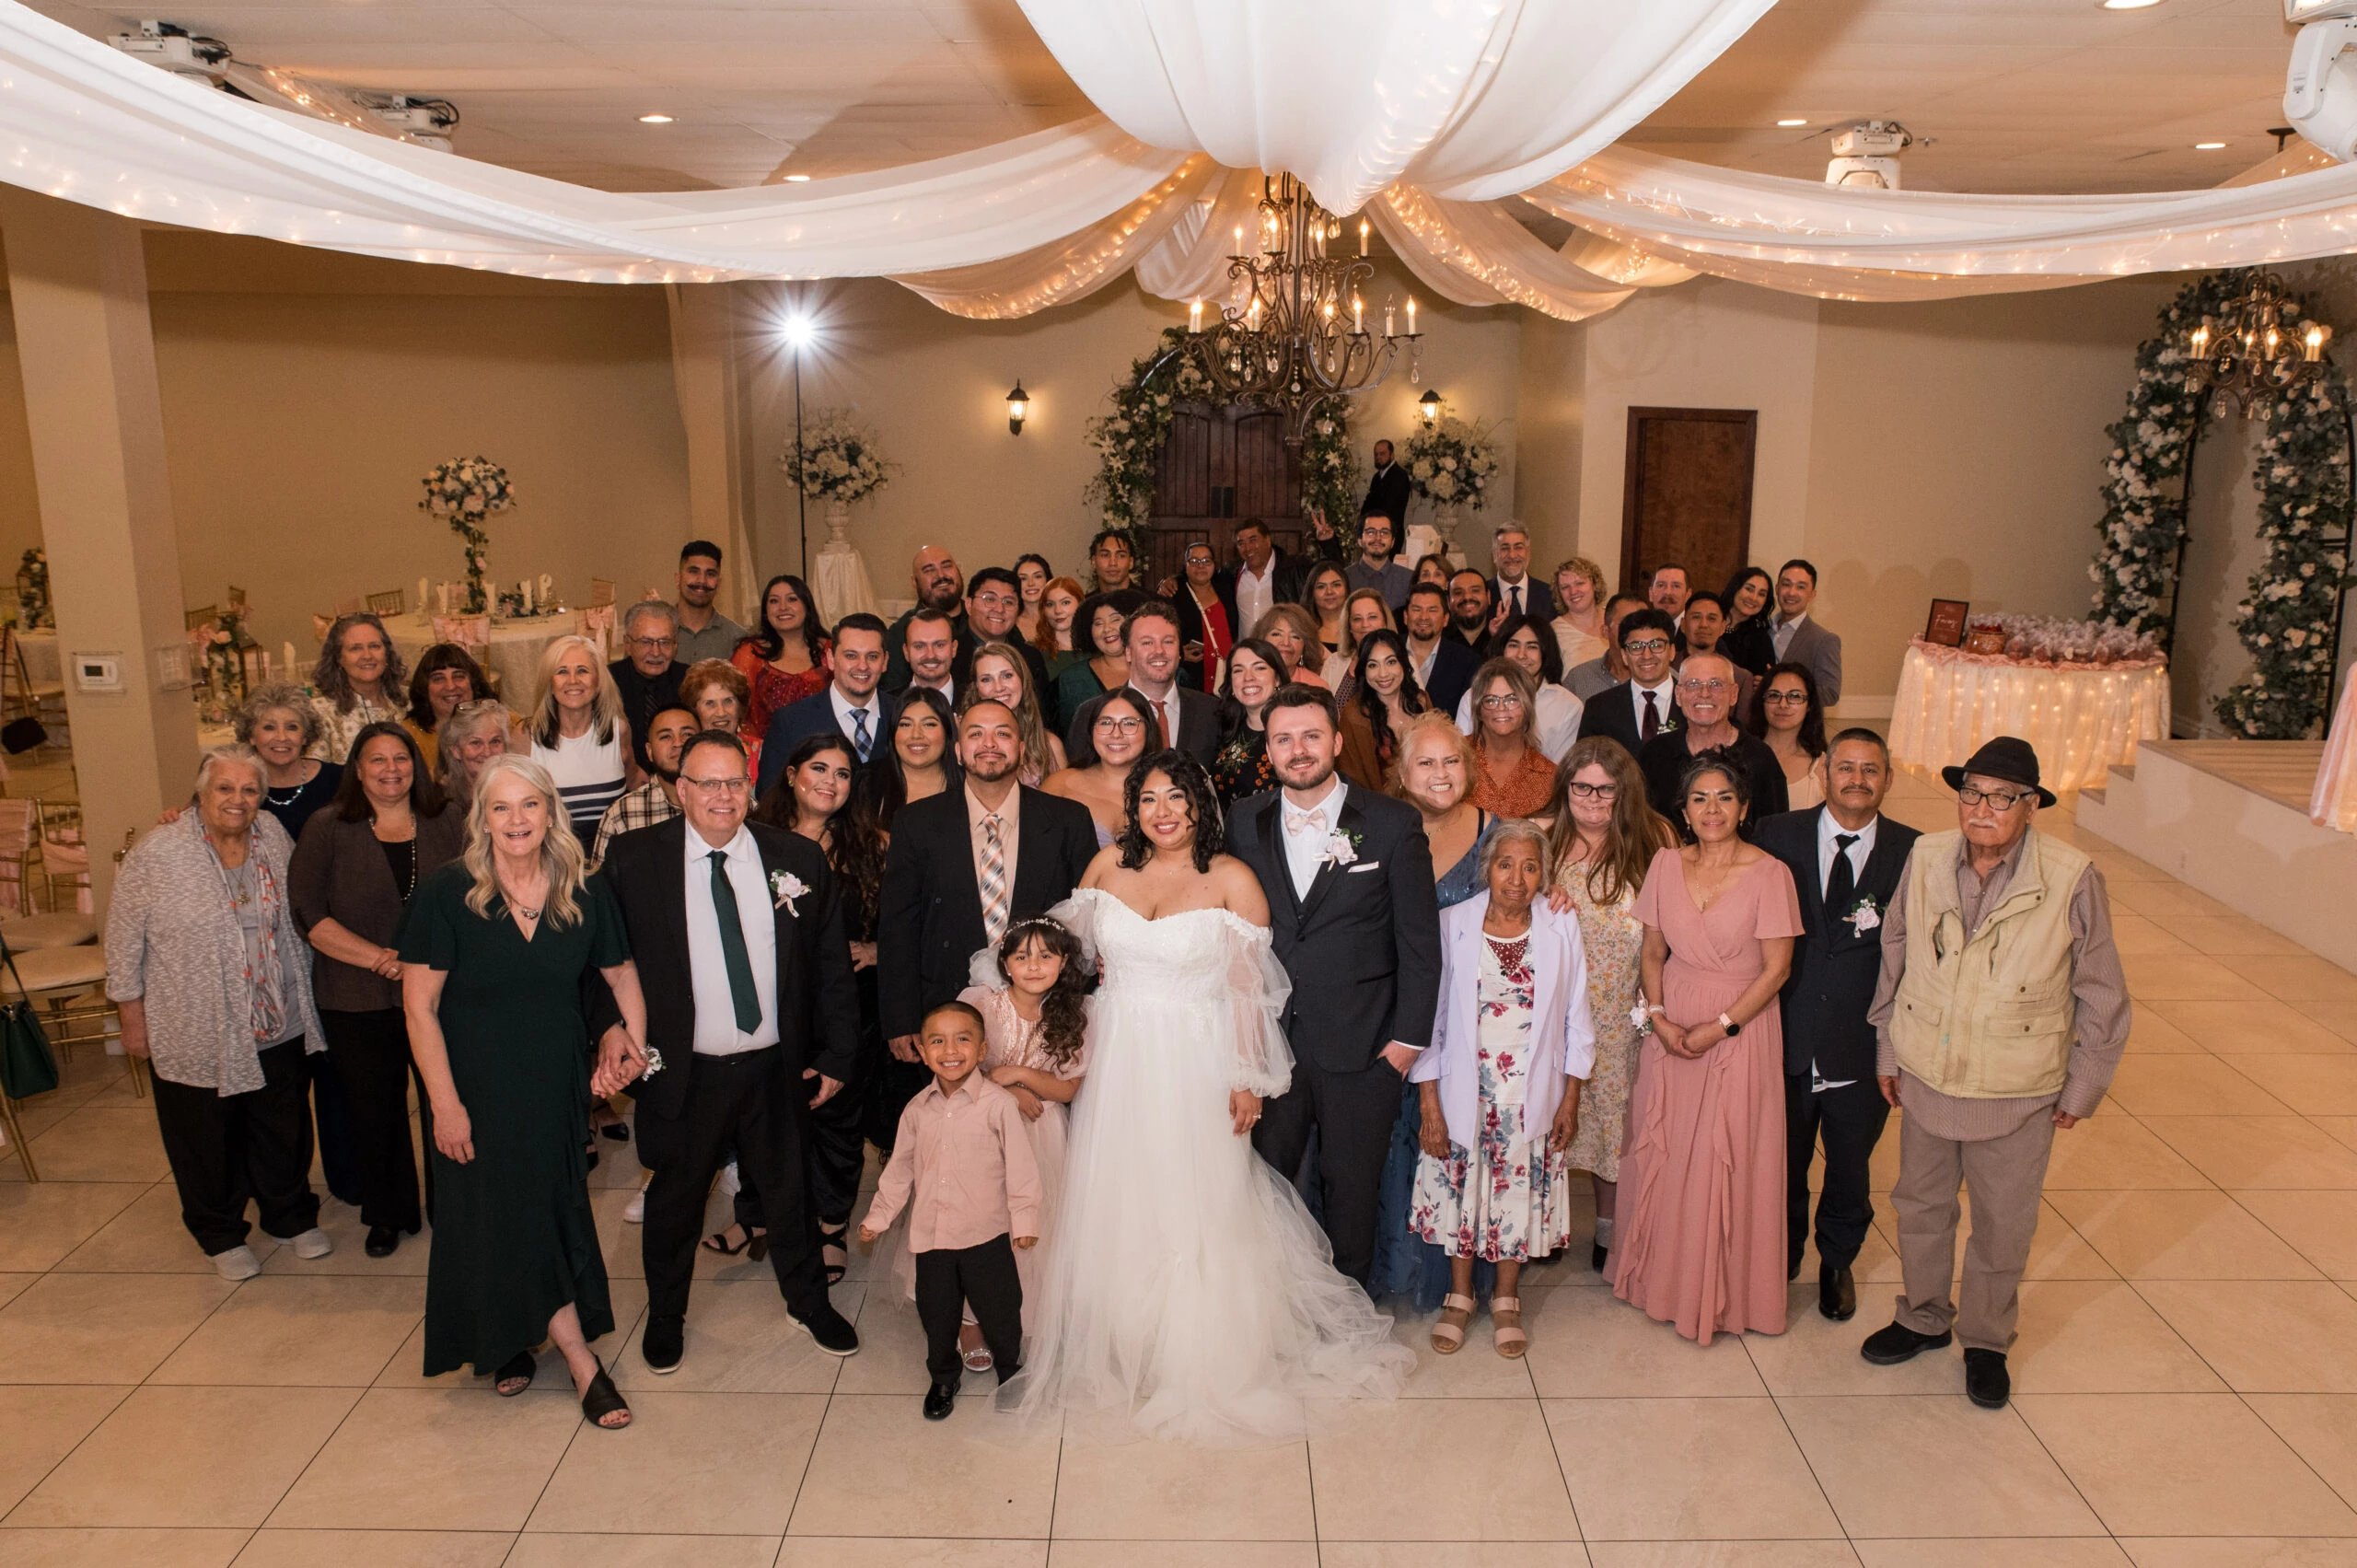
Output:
[999, 889, 1411, 1446]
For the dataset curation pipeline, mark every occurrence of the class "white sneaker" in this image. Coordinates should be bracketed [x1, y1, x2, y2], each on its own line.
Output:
[285, 1227, 334, 1260]
[212, 1245, 261, 1281]
[623, 1179, 648, 1225]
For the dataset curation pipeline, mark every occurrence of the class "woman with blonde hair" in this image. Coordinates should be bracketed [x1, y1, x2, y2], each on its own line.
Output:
[1550, 556, 1609, 672]
[1541, 735, 1678, 1273]
[398, 753, 646, 1424]
[527, 634, 636, 842]
[1467, 658, 1554, 818]
[965, 640, 1066, 784]
[1249, 602, 1329, 689]
[1327, 587, 1395, 689]
[435, 700, 515, 808]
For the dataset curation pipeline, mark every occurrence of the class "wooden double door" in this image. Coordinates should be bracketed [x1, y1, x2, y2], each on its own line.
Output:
[1620, 406, 1758, 598]
[1147, 403, 1306, 585]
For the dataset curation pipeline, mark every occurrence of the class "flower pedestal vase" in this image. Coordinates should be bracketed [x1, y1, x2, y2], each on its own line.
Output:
[1430, 503, 1465, 567]
[809, 497, 880, 624]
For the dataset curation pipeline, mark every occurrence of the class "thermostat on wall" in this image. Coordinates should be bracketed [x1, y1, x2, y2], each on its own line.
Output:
[72, 653, 123, 693]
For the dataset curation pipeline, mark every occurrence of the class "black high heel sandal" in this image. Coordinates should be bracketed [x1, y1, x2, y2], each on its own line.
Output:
[578, 1354, 631, 1429]
[819, 1220, 849, 1287]
[493, 1349, 536, 1396]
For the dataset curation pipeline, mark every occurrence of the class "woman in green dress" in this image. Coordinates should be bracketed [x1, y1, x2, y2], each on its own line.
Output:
[401, 753, 647, 1429]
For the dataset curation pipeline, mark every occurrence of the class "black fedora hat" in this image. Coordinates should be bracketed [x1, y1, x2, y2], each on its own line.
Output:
[1942, 736, 2057, 808]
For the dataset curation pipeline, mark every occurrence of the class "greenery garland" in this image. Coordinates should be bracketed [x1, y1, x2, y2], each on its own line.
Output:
[2217, 368, 2352, 738]
[2087, 268, 2352, 738]
[1086, 325, 1361, 553]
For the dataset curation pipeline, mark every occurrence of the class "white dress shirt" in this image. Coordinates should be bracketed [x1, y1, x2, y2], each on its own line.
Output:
[682, 823, 781, 1056]
[1771, 611, 1810, 660]
[1630, 677, 1675, 737]
[1496, 575, 1534, 619]
[829, 683, 882, 759]
[1810, 808, 1879, 1092]
[1278, 776, 1348, 900]
[1235, 558, 1278, 638]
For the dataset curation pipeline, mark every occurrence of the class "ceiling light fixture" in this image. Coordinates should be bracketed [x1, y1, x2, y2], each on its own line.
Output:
[2182, 271, 2333, 413]
[784, 173, 812, 182]
[1776, 118, 1808, 127]
[2194, 140, 2228, 148]
[2099, 0, 2163, 10]
[637, 113, 672, 123]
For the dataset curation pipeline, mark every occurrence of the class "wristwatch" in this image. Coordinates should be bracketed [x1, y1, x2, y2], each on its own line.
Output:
[1716, 1012, 1736, 1035]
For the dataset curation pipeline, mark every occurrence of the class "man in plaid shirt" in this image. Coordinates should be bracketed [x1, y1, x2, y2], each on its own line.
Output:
[594, 704, 697, 864]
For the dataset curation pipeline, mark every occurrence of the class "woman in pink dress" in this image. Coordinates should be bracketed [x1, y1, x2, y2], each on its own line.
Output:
[1611, 747, 1801, 1343]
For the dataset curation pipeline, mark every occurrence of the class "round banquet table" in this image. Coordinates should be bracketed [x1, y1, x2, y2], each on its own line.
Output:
[2313, 674, 2357, 832]
[1887, 638, 2170, 794]
[15, 628, 59, 685]
[383, 610, 578, 700]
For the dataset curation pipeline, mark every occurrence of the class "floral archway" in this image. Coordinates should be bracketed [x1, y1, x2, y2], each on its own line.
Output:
[2088, 271, 2353, 739]
[1086, 326, 1360, 552]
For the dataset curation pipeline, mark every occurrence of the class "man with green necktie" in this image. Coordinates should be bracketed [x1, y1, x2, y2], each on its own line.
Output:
[595, 728, 863, 1374]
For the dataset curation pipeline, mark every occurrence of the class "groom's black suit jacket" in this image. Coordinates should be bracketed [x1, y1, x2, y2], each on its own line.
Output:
[876, 784, 1098, 1040]
[1752, 807, 1919, 1083]
[598, 817, 861, 1132]
[1226, 784, 1443, 1074]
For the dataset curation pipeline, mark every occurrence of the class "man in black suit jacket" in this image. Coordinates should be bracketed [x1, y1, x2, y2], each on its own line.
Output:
[1064, 600, 1222, 765]
[877, 700, 1098, 1133]
[1229, 684, 1442, 1285]
[965, 566, 1052, 694]
[1213, 517, 1342, 639]
[1402, 581, 1480, 716]
[1361, 439, 1411, 529]
[1487, 521, 1558, 623]
[757, 614, 892, 796]
[596, 731, 863, 1369]
[1576, 608, 1682, 760]
[1752, 729, 1920, 1324]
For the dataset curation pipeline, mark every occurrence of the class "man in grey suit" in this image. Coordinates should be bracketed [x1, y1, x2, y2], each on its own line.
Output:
[1769, 558, 1843, 708]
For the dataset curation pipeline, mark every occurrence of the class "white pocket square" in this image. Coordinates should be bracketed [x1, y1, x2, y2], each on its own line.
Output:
[1346, 861, 1382, 873]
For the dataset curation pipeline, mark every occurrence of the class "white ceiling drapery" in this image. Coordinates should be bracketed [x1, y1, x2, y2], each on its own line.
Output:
[1012, 0, 1780, 213]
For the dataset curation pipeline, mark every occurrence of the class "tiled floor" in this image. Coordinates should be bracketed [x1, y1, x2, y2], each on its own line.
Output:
[4, 769, 2356, 1566]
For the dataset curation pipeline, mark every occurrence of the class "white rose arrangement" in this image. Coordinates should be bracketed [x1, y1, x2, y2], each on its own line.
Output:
[1404, 413, 1501, 511]
[782, 410, 896, 504]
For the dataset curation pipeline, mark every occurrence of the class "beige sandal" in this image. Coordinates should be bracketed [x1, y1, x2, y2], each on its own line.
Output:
[1431, 1293, 1475, 1354]
[1492, 1296, 1527, 1359]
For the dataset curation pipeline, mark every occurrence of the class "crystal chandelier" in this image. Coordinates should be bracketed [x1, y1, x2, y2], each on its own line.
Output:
[1162, 173, 1422, 446]
[2182, 272, 2334, 414]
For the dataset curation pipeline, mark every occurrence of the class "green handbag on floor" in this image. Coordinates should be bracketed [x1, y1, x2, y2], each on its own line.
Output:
[0, 940, 59, 1099]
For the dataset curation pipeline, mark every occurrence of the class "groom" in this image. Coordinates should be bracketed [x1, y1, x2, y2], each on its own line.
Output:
[1229, 684, 1442, 1285]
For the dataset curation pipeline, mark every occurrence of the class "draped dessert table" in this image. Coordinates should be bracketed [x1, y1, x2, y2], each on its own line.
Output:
[384, 610, 578, 700]
[1888, 638, 2170, 794]
[2313, 676, 2357, 833]
[15, 628, 59, 685]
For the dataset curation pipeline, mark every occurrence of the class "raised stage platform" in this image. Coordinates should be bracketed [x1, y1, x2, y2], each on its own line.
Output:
[2078, 739, 2357, 974]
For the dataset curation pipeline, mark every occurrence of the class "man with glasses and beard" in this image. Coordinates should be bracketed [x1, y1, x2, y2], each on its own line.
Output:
[1857, 737, 2130, 1411]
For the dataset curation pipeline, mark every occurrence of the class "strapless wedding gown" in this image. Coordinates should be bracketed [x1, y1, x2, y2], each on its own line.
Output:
[999, 889, 1411, 1445]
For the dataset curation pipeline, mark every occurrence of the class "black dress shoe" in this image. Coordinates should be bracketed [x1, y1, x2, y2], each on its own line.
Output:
[642, 1314, 684, 1375]
[1788, 1254, 1805, 1283]
[1590, 1242, 1608, 1273]
[1860, 1319, 1953, 1365]
[923, 1377, 958, 1421]
[364, 1225, 400, 1259]
[792, 1301, 860, 1357]
[1964, 1348, 2011, 1410]
[1818, 1263, 1856, 1322]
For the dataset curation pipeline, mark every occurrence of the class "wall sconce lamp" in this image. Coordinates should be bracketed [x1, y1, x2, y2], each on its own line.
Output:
[1006, 380, 1029, 436]
[1418, 388, 1444, 426]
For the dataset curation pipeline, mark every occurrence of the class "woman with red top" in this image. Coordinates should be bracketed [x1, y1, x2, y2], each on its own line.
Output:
[1469, 659, 1558, 819]
[731, 574, 830, 742]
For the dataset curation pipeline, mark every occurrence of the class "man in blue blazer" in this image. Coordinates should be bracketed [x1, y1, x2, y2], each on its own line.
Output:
[1751, 728, 1919, 1323]
[757, 614, 892, 798]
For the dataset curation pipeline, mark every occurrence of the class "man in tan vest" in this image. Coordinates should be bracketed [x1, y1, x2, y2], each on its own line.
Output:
[1859, 737, 2130, 1410]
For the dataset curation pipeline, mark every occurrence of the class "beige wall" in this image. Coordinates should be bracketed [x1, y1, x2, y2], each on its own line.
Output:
[737, 271, 1526, 601]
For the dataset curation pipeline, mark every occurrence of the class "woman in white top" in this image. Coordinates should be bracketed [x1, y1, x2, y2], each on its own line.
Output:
[526, 635, 637, 843]
[1549, 556, 1609, 675]
[1455, 612, 1584, 762]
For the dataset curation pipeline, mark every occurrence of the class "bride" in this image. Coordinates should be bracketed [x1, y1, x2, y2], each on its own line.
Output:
[1000, 748, 1411, 1445]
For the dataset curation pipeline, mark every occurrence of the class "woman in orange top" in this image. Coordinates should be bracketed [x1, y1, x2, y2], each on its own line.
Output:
[731, 574, 830, 743]
[1468, 659, 1557, 819]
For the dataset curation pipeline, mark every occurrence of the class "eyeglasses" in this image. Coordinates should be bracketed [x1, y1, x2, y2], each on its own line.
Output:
[1623, 638, 1672, 656]
[1957, 785, 2031, 810]
[1566, 782, 1619, 800]
[1478, 694, 1524, 710]
[680, 774, 752, 795]
[1677, 678, 1730, 695]
[1095, 715, 1144, 735]
[628, 635, 678, 651]
[453, 699, 505, 716]
[1762, 690, 1808, 705]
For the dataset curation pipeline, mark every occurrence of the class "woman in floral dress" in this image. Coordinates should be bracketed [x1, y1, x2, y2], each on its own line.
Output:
[1543, 736, 1678, 1273]
[1410, 819, 1592, 1358]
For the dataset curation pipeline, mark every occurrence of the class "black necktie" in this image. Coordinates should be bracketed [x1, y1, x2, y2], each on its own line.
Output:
[1827, 833, 1860, 922]
[708, 850, 763, 1033]
[1641, 690, 1660, 742]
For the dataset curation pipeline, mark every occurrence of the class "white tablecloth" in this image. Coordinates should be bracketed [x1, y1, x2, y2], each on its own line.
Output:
[2314, 675, 2357, 832]
[15, 628, 58, 685]
[1888, 639, 2169, 794]
[809, 545, 879, 628]
[384, 610, 576, 700]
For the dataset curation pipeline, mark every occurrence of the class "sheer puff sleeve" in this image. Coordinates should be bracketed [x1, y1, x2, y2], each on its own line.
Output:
[1221, 913, 1295, 1099]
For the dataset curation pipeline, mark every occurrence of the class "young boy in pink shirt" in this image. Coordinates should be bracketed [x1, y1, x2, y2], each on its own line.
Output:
[860, 1000, 1042, 1420]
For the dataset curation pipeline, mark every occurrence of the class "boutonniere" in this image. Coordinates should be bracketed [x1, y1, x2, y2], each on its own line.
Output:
[1322, 829, 1364, 868]
[1843, 894, 1881, 933]
[769, 869, 809, 913]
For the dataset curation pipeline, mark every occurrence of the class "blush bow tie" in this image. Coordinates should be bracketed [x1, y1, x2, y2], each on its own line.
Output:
[1283, 808, 1323, 836]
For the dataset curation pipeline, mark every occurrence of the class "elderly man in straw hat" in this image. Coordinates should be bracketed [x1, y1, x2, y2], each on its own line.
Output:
[1858, 736, 2131, 1411]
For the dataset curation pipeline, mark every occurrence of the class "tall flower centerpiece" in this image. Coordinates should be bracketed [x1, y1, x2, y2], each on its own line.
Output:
[1405, 412, 1502, 555]
[419, 457, 514, 615]
[782, 409, 896, 551]
[14, 548, 49, 629]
